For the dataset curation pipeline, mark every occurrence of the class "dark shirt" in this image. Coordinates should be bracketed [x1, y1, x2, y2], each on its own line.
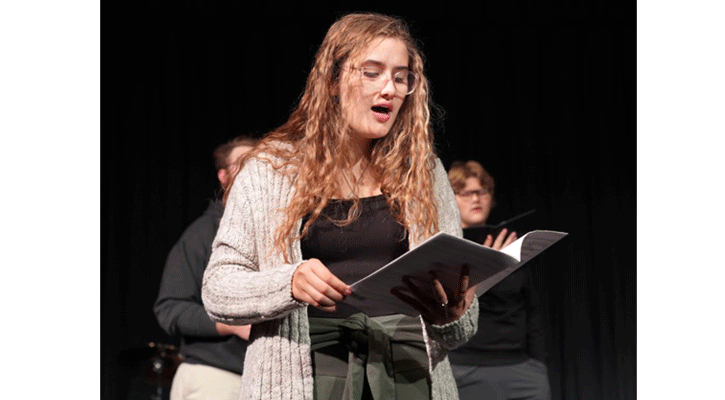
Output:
[153, 200, 247, 374]
[301, 194, 409, 318]
[449, 262, 546, 367]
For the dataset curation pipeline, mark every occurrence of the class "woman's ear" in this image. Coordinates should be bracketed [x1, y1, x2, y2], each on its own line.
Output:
[217, 169, 228, 187]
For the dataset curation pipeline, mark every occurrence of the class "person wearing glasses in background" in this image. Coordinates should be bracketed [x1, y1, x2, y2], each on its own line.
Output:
[447, 160, 551, 400]
[201, 13, 479, 400]
[154, 135, 258, 400]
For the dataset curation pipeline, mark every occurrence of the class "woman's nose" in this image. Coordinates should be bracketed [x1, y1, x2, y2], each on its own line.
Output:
[380, 75, 397, 97]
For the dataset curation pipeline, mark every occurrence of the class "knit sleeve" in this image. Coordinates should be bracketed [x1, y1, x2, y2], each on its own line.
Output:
[432, 158, 463, 240]
[202, 157, 305, 326]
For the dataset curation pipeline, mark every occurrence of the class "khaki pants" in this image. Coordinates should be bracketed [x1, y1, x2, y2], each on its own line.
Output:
[170, 362, 242, 400]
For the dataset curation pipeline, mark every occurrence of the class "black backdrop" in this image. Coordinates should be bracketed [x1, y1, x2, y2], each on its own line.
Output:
[103, 2, 635, 399]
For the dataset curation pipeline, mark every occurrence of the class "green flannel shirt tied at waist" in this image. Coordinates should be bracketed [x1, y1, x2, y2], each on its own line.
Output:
[309, 313, 431, 400]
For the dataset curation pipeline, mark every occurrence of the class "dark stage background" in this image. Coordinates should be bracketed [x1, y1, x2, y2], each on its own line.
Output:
[103, 2, 635, 399]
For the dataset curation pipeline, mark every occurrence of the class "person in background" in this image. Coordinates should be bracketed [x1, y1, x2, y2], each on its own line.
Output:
[448, 160, 551, 400]
[213, 136, 259, 195]
[450, 160, 517, 246]
[201, 13, 479, 400]
[154, 134, 258, 400]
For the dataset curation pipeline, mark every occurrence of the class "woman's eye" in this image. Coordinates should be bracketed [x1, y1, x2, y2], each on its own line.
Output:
[363, 70, 382, 78]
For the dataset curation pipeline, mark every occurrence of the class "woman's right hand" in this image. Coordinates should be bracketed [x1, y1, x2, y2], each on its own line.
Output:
[292, 258, 352, 312]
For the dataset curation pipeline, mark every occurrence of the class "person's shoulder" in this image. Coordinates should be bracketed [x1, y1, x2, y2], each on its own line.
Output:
[240, 140, 297, 176]
[263, 139, 295, 153]
[432, 156, 444, 170]
[202, 199, 224, 219]
[243, 140, 291, 166]
[430, 156, 447, 179]
[230, 140, 298, 199]
[176, 202, 221, 247]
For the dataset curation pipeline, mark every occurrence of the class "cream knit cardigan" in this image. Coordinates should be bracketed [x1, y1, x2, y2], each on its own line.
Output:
[202, 151, 479, 400]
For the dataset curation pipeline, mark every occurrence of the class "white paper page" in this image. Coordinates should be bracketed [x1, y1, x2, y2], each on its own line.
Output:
[476, 230, 568, 296]
[500, 236, 525, 261]
[519, 230, 568, 263]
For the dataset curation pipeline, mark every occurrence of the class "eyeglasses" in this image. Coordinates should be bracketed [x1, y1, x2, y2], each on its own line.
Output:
[357, 66, 418, 96]
[455, 188, 491, 200]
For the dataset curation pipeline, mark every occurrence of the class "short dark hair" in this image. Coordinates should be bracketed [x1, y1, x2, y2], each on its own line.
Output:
[212, 135, 259, 171]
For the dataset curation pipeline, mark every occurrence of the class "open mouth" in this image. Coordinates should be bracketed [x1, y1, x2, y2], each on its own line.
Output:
[371, 104, 392, 122]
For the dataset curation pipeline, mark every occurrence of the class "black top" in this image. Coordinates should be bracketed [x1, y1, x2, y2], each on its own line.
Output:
[153, 200, 247, 374]
[448, 261, 547, 367]
[301, 194, 409, 318]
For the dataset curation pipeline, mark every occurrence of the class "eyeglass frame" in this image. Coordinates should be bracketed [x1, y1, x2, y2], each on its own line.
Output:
[353, 65, 418, 96]
[455, 188, 492, 201]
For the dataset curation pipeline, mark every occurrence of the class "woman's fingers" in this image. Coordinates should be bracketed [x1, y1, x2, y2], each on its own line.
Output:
[503, 231, 517, 247]
[292, 258, 351, 309]
[492, 228, 508, 250]
[483, 234, 493, 247]
[393, 266, 474, 325]
[304, 268, 349, 302]
[456, 265, 470, 300]
[301, 284, 339, 307]
[429, 272, 449, 306]
[454, 265, 475, 315]
[490, 229, 517, 250]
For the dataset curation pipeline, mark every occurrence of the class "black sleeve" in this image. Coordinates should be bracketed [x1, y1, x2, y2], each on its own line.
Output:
[524, 267, 548, 362]
[153, 219, 220, 338]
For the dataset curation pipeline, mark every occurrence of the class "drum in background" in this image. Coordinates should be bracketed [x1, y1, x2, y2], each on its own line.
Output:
[119, 342, 183, 400]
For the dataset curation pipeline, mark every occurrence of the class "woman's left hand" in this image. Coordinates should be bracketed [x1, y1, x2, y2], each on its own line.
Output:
[391, 265, 477, 325]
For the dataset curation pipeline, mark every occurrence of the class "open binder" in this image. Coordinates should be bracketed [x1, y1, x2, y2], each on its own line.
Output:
[346, 230, 568, 317]
[462, 209, 537, 244]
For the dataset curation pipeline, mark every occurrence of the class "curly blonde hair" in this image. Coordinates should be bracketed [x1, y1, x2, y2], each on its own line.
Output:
[227, 13, 439, 259]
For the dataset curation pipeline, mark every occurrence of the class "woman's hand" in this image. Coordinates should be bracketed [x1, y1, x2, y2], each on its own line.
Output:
[215, 323, 251, 340]
[483, 228, 517, 250]
[292, 258, 352, 312]
[391, 265, 477, 325]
